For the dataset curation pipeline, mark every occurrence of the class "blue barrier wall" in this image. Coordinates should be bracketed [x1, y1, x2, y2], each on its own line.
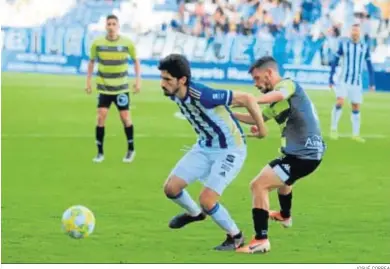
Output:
[2, 26, 389, 91]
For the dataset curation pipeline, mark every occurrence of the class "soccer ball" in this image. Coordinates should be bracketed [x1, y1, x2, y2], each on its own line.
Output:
[61, 205, 95, 239]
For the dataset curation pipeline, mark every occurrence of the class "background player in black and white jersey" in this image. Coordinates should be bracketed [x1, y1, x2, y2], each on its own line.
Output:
[329, 23, 375, 143]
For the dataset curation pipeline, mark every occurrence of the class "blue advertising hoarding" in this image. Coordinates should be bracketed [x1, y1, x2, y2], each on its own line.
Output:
[1, 26, 389, 91]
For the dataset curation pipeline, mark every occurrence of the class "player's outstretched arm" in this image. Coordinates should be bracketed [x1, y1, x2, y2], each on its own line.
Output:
[233, 112, 256, 125]
[256, 91, 286, 104]
[233, 111, 271, 125]
[231, 92, 267, 138]
[256, 81, 295, 104]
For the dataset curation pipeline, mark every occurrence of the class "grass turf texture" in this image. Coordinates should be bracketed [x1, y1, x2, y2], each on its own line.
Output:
[2, 73, 390, 263]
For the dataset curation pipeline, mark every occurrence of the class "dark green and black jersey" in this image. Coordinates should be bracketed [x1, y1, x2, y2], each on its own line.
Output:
[263, 79, 325, 160]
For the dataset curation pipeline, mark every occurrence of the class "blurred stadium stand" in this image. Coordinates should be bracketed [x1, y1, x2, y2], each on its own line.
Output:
[2, 0, 389, 64]
[1, 0, 389, 88]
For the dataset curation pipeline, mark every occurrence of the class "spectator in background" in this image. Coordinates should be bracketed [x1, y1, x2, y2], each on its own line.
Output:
[320, 24, 341, 65]
[301, 0, 321, 23]
[213, 6, 228, 31]
[375, 0, 389, 29]
[164, 0, 387, 66]
[227, 22, 238, 36]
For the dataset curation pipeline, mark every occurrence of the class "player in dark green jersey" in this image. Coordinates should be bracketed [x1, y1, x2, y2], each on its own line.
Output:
[234, 56, 325, 253]
[86, 15, 141, 163]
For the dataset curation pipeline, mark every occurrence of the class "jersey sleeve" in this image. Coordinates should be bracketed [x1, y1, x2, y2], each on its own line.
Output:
[89, 39, 98, 60]
[199, 86, 233, 109]
[274, 79, 295, 100]
[262, 107, 274, 121]
[262, 100, 290, 121]
[128, 39, 137, 60]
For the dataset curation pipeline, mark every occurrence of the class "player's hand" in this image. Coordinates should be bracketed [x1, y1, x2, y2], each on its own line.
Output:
[85, 80, 92, 95]
[133, 79, 141, 94]
[246, 125, 264, 139]
[329, 84, 334, 90]
[369, 85, 376, 92]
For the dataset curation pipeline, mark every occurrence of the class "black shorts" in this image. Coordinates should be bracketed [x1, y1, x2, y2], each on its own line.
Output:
[97, 93, 130, 111]
[269, 155, 322, 186]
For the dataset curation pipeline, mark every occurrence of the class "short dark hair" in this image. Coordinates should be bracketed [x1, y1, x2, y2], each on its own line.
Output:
[158, 54, 191, 85]
[248, 56, 278, 73]
[106, 14, 119, 21]
[352, 23, 360, 27]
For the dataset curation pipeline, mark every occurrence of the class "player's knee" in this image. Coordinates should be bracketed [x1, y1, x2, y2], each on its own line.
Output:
[199, 188, 219, 212]
[163, 177, 183, 198]
[250, 177, 268, 193]
[351, 104, 360, 112]
[97, 114, 106, 126]
[122, 118, 132, 127]
[278, 185, 292, 195]
[336, 98, 344, 107]
[199, 192, 217, 212]
[120, 115, 132, 127]
[250, 178, 260, 192]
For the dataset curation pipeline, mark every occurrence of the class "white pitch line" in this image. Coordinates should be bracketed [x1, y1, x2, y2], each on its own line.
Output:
[0, 133, 195, 139]
[1, 133, 388, 139]
[336, 133, 388, 139]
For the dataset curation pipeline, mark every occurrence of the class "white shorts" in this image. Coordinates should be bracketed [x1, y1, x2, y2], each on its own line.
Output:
[170, 145, 247, 195]
[334, 83, 363, 104]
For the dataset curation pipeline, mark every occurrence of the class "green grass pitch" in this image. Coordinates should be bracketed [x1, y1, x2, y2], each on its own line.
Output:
[2, 72, 390, 263]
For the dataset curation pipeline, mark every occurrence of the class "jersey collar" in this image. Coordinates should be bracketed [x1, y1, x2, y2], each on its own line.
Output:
[105, 35, 121, 42]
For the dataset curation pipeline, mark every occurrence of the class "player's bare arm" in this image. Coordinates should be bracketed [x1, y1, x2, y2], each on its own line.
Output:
[133, 58, 141, 94]
[86, 59, 95, 94]
[256, 90, 286, 104]
[231, 91, 267, 138]
[232, 112, 256, 125]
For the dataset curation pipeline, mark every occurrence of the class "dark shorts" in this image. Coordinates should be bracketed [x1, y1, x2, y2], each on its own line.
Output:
[269, 155, 322, 186]
[97, 93, 130, 111]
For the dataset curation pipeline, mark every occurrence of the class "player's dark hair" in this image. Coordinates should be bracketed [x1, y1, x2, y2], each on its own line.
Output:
[158, 54, 191, 85]
[248, 56, 278, 73]
[106, 14, 119, 21]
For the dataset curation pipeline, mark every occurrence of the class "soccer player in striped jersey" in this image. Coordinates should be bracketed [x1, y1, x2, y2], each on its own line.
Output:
[86, 15, 141, 163]
[329, 23, 375, 142]
[233, 56, 325, 254]
[158, 54, 267, 251]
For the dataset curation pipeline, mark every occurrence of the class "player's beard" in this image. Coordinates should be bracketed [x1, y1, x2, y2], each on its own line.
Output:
[162, 86, 180, 97]
[256, 76, 273, 93]
[352, 35, 360, 43]
[257, 83, 273, 94]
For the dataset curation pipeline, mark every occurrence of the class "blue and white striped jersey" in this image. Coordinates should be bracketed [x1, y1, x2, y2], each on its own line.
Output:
[329, 39, 375, 87]
[170, 81, 245, 150]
